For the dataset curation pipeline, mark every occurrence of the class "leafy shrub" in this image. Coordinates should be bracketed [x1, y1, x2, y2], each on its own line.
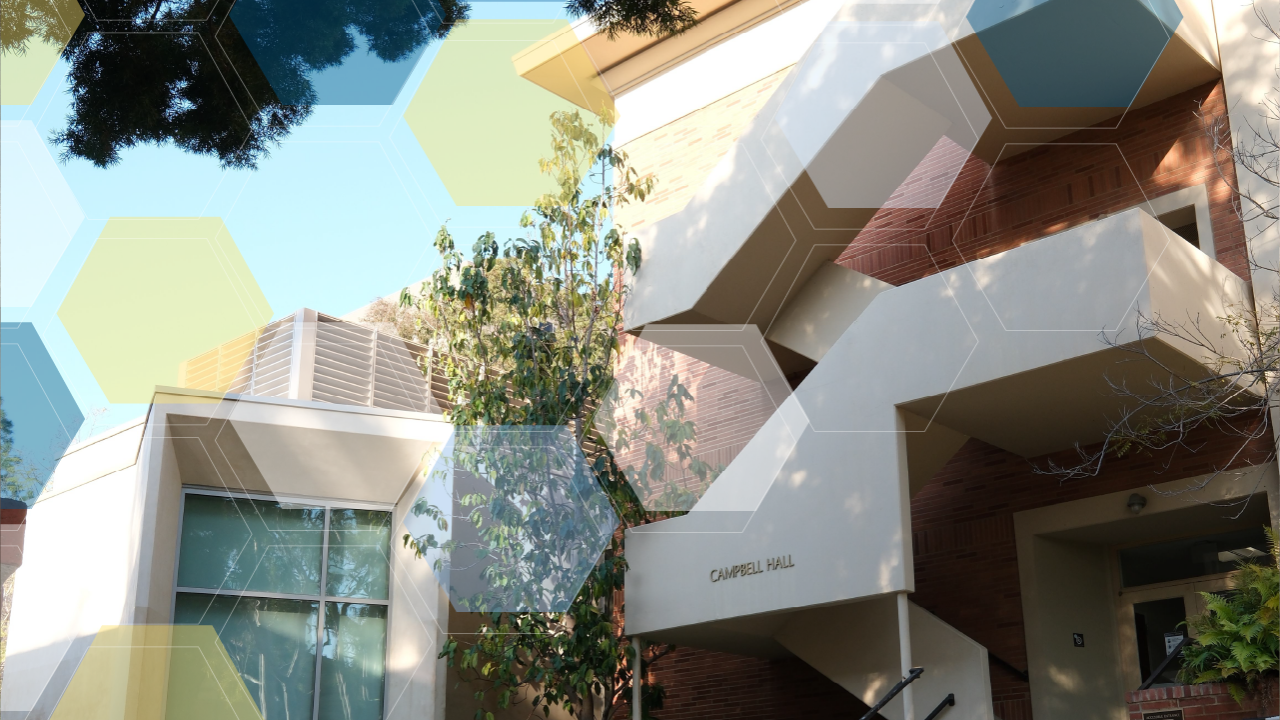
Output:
[1178, 527, 1279, 706]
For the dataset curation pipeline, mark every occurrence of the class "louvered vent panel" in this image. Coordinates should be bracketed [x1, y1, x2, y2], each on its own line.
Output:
[180, 327, 259, 394]
[247, 318, 295, 398]
[311, 317, 375, 407]
[372, 336, 432, 412]
[182, 309, 442, 413]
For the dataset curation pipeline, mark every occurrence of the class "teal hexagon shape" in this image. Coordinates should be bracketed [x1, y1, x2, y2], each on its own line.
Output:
[1, 322, 84, 502]
[968, 0, 1182, 108]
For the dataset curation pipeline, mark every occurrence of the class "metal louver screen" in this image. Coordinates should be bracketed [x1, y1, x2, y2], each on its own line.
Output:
[312, 317, 376, 406]
[245, 317, 295, 398]
[181, 309, 443, 413]
[178, 328, 258, 394]
[373, 335, 433, 412]
[311, 315, 439, 413]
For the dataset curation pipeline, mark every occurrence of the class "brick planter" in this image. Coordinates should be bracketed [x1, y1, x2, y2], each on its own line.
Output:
[1127, 682, 1277, 720]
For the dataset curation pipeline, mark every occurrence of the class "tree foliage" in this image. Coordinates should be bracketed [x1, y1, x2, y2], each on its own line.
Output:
[49, 0, 316, 169]
[0, 0, 72, 56]
[399, 110, 704, 718]
[15, 0, 694, 169]
[1179, 528, 1279, 705]
[566, 0, 696, 39]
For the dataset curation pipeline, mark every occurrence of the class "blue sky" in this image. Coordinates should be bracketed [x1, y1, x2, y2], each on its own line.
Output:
[1, 2, 579, 440]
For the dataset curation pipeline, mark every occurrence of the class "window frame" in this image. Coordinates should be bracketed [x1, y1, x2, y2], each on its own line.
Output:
[1107, 527, 1247, 691]
[1144, 183, 1216, 259]
[171, 485, 395, 720]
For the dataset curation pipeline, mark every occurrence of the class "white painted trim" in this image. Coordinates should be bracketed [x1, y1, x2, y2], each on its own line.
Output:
[153, 387, 447, 424]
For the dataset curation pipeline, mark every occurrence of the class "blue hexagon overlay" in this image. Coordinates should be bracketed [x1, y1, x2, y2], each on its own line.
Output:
[1, 323, 84, 503]
[227, 0, 447, 106]
[968, 0, 1181, 108]
[403, 425, 618, 613]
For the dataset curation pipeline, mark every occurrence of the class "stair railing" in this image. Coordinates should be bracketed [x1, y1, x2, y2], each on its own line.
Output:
[859, 667, 923, 720]
[922, 693, 955, 720]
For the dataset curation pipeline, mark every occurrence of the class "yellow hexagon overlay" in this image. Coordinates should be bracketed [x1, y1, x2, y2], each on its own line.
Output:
[58, 218, 273, 403]
[51, 625, 263, 720]
[1, 0, 84, 106]
[405, 19, 616, 207]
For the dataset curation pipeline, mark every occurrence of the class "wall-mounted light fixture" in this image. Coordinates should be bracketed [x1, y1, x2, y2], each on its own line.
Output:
[1127, 493, 1147, 515]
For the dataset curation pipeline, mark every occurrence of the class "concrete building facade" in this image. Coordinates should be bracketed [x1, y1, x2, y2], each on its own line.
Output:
[3, 1, 1279, 719]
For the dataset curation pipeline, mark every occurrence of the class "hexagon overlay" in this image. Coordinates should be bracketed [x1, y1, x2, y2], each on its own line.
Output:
[0, 0, 83, 106]
[594, 325, 799, 513]
[774, 21, 988, 211]
[50, 625, 262, 720]
[405, 19, 615, 207]
[402, 425, 618, 612]
[57, 218, 273, 404]
[1, 120, 86, 308]
[227, 0, 446, 106]
[968, 0, 1181, 108]
[1, 322, 84, 502]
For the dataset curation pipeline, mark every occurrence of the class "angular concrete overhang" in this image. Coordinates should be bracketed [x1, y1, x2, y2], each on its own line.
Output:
[624, 209, 1250, 648]
[150, 389, 453, 504]
[608, 0, 1221, 337]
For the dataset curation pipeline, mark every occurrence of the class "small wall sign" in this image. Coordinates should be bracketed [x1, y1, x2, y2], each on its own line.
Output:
[709, 555, 794, 582]
[1142, 711, 1183, 720]
[1072, 633, 1085, 647]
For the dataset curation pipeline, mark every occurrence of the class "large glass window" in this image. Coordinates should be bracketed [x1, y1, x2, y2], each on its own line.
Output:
[174, 490, 392, 720]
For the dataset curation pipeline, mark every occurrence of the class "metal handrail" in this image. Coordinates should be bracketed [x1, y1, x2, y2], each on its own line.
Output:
[858, 667, 924, 720]
[1138, 635, 1191, 690]
[922, 693, 955, 720]
[990, 653, 1029, 682]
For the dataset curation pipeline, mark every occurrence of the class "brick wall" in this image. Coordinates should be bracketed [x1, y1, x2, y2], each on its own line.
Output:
[607, 335, 780, 505]
[643, 649, 878, 719]
[1126, 682, 1274, 720]
[838, 81, 1248, 285]
[615, 67, 791, 232]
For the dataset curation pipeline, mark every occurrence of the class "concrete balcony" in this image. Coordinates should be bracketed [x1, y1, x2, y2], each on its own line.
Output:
[618, 0, 1222, 341]
[624, 209, 1249, 716]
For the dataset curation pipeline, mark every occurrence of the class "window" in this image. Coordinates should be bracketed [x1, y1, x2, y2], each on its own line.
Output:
[1155, 205, 1199, 248]
[1133, 596, 1187, 685]
[1118, 526, 1268, 588]
[173, 490, 392, 720]
[1144, 184, 1214, 258]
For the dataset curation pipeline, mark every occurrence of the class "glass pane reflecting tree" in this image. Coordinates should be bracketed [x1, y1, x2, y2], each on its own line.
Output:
[318, 602, 387, 720]
[174, 593, 320, 719]
[177, 493, 324, 596]
[326, 509, 391, 600]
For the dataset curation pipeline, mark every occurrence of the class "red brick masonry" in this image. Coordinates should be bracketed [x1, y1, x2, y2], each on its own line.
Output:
[0, 508, 26, 568]
[1126, 683, 1275, 720]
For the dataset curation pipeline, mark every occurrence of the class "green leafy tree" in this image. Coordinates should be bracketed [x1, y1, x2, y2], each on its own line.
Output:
[27, 0, 695, 169]
[0, 0, 74, 56]
[51, 0, 314, 169]
[1179, 528, 1279, 706]
[400, 109, 718, 719]
[566, 0, 696, 38]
